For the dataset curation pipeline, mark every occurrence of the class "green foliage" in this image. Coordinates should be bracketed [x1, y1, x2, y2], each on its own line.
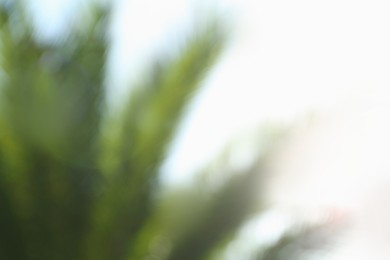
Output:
[0, 2, 335, 260]
[257, 222, 335, 260]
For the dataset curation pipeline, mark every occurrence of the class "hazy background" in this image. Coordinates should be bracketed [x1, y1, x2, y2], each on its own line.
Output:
[20, 0, 390, 258]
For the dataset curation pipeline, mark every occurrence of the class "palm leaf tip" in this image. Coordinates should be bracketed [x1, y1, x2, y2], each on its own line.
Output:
[86, 17, 230, 260]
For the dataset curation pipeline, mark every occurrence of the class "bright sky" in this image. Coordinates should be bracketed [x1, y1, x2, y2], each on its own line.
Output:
[157, 0, 390, 186]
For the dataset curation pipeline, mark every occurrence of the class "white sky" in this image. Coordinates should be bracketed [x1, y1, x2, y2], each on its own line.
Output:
[158, 0, 390, 186]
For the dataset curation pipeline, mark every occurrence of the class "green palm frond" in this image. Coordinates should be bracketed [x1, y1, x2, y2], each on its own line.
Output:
[0, 2, 339, 260]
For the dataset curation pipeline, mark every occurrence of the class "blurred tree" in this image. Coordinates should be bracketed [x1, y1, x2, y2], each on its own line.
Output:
[0, 2, 335, 260]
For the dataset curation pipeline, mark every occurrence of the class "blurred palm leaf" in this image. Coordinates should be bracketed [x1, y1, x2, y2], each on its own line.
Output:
[0, 2, 336, 260]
